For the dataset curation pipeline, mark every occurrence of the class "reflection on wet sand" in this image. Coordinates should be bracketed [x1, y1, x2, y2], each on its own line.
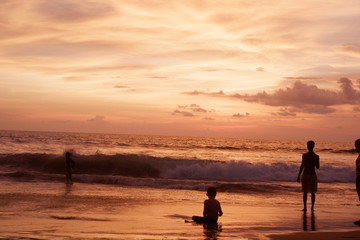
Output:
[203, 223, 222, 240]
[303, 212, 316, 231]
[64, 183, 73, 195]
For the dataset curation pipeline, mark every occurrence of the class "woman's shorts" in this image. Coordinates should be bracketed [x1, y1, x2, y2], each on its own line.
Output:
[301, 174, 318, 193]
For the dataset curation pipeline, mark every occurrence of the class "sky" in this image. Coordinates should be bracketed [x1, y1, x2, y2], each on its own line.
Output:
[1, 0, 360, 141]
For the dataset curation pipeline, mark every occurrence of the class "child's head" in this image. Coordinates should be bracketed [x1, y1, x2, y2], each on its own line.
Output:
[206, 186, 217, 198]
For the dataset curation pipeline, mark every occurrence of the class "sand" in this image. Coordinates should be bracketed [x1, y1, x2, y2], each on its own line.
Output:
[268, 230, 360, 240]
[1, 180, 360, 239]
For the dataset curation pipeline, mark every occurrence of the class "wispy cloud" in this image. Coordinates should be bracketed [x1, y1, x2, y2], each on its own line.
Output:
[203, 117, 215, 121]
[172, 104, 215, 118]
[233, 113, 250, 118]
[114, 85, 130, 89]
[35, 0, 116, 22]
[172, 109, 195, 117]
[271, 108, 297, 117]
[341, 44, 360, 56]
[4, 39, 139, 59]
[88, 115, 106, 123]
[62, 76, 89, 82]
[283, 77, 322, 81]
[354, 107, 360, 112]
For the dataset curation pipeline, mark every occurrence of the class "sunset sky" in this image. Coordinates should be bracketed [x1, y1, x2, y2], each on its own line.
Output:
[1, 0, 360, 141]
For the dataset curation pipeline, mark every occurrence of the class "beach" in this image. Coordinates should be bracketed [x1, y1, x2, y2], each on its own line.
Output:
[1, 180, 360, 239]
[2, 0, 360, 238]
[1, 131, 360, 239]
[269, 231, 360, 240]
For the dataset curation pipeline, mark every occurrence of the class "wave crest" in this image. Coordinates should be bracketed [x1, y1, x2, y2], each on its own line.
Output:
[0, 153, 355, 183]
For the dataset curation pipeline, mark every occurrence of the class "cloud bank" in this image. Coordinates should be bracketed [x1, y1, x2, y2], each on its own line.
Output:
[184, 78, 360, 114]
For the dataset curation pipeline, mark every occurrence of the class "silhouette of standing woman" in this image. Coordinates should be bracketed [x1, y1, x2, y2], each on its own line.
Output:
[297, 140, 320, 212]
[65, 152, 75, 184]
[355, 139, 360, 201]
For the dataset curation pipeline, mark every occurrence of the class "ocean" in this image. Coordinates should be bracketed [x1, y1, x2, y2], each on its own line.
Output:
[0, 130, 359, 239]
[0, 130, 356, 186]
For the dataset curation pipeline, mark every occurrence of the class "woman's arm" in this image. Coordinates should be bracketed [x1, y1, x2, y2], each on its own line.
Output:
[297, 157, 304, 182]
[315, 155, 320, 169]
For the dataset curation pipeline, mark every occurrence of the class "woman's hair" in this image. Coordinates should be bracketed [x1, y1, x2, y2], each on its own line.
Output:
[307, 140, 315, 148]
[355, 139, 360, 148]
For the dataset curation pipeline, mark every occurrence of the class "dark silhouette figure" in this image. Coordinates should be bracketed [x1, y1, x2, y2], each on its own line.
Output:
[354, 139, 360, 225]
[65, 152, 75, 184]
[297, 140, 320, 212]
[192, 186, 223, 225]
[355, 139, 360, 200]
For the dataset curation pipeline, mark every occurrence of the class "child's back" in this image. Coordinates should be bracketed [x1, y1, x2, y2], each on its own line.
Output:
[204, 197, 222, 222]
[192, 186, 223, 224]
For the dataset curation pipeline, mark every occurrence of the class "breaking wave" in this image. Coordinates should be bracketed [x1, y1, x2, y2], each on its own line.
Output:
[0, 153, 355, 184]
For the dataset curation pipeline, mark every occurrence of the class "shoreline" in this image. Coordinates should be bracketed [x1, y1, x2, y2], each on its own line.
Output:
[1, 180, 360, 239]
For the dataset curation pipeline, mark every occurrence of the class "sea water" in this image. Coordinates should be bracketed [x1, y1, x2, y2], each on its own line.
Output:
[0, 130, 359, 239]
[0, 130, 356, 184]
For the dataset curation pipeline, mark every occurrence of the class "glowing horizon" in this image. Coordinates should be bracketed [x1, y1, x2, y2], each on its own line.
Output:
[1, 0, 360, 141]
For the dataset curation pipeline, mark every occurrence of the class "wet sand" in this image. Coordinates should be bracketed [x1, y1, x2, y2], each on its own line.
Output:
[1, 180, 360, 239]
[268, 230, 360, 240]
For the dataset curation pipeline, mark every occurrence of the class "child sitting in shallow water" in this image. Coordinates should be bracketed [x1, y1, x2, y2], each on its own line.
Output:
[192, 186, 223, 224]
